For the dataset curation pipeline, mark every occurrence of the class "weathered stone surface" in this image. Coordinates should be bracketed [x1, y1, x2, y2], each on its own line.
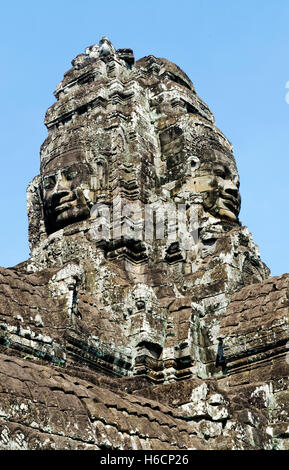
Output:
[0, 37, 288, 450]
[0, 352, 207, 450]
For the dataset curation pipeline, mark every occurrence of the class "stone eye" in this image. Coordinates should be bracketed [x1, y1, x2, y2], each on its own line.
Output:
[189, 156, 200, 171]
[215, 169, 226, 178]
[43, 176, 56, 190]
[65, 170, 78, 181]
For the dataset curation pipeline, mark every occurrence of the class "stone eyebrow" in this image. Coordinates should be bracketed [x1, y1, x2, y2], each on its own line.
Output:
[43, 164, 82, 176]
[42, 173, 56, 179]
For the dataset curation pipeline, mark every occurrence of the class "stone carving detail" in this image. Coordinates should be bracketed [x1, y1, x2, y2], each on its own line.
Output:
[24, 38, 269, 380]
[98, 36, 115, 57]
[0, 38, 287, 450]
[42, 150, 96, 233]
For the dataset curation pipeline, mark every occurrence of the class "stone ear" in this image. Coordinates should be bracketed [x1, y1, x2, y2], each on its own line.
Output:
[27, 175, 47, 248]
[93, 157, 108, 189]
[187, 156, 200, 175]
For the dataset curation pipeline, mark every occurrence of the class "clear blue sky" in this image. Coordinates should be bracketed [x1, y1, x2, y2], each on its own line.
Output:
[1, 0, 289, 276]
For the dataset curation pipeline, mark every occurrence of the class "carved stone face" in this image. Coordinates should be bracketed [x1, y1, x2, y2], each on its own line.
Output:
[186, 152, 241, 221]
[42, 151, 93, 233]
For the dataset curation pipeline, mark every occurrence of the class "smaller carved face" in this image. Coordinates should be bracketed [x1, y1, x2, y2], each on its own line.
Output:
[135, 299, 146, 311]
[42, 151, 93, 233]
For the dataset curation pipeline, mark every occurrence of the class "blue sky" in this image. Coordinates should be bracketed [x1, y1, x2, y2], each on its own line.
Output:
[0, 0, 289, 275]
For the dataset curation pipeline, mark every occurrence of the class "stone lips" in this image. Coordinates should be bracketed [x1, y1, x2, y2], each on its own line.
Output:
[0, 37, 288, 449]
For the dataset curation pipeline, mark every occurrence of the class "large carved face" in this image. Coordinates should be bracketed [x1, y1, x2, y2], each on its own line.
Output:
[186, 151, 241, 221]
[42, 151, 94, 233]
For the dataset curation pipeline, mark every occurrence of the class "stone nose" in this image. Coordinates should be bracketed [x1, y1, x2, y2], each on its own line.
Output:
[54, 172, 70, 192]
[49, 172, 72, 206]
[223, 181, 239, 199]
[50, 189, 71, 208]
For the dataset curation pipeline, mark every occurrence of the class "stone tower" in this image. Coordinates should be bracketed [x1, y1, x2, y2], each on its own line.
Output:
[0, 38, 288, 450]
[25, 37, 268, 382]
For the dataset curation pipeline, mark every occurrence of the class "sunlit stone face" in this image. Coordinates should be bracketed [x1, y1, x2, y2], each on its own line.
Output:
[187, 151, 241, 221]
[199, 162, 240, 221]
[42, 151, 93, 233]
